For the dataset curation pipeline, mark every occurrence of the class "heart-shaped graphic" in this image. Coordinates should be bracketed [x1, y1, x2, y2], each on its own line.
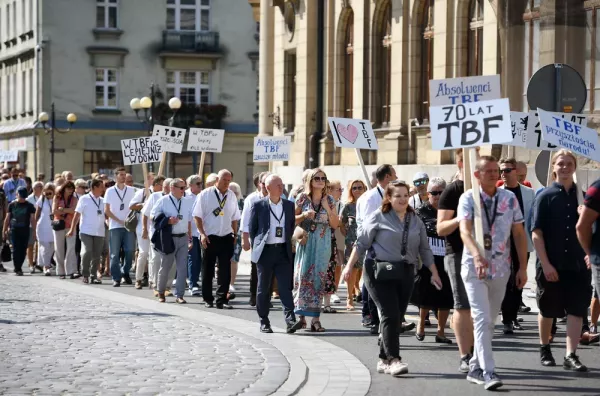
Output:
[337, 123, 359, 144]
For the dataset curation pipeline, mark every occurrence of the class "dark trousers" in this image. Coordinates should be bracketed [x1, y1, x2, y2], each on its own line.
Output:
[251, 261, 275, 298]
[502, 252, 530, 324]
[361, 283, 380, 325]
[256, 244, 295, 326]
[75, 225, 81, 274]
[201, 234, 234, 305]
[11, 227, 30, 272]
[187, 236, 202, 288]
[363, 259, 415, 360]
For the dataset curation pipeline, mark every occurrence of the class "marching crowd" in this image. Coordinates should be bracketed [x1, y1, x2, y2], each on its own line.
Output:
[0, 147, 599, 391]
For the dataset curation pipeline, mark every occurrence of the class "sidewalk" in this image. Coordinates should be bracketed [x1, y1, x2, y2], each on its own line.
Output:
[0, 270, 370, 396]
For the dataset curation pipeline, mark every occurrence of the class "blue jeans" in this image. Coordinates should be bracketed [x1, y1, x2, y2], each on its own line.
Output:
[109, 228, 135, 282]
[187, 236, 202, 288]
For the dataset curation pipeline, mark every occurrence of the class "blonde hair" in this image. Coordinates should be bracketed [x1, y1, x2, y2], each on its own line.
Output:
[345, 179, 366, 204]
[304, 168, 327, 197]
[551, 149, 577, 180]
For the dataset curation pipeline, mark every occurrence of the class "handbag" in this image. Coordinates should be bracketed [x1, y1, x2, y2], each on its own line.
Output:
[374, 213, 411, 281]
[124, 190, 147, 232]
[1, 241, 11, 262]
[51, 195, 72, 231]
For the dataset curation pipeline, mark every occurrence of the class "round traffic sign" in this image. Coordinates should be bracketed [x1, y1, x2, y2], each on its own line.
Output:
[526, 64, 587, 113]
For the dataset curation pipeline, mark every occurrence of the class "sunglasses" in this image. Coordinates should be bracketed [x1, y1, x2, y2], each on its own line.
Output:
[500, 168, 514, 174]
[175, 185, 186, 190]
[352, 186, 364, 191]
[313, 176, 327, 182]
[428, 191, 443, 196]
[195, 182, 202, 186]
[44, 192, 54, 196]
[413, 179, 428, 186]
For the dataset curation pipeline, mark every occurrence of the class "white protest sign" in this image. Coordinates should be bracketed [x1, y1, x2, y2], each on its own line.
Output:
[327, 117, 378, 150]
[509, 111, 529, 147]
[187, 128, 225, 153]
[121, 137, 163, 166]
[525, 111, 586, 151]
[0, 150, 18, 162]
[429, 98, 512, 150]
[429, 75, 501, 106]
[152, 124, 187, 153]
[253, 136, 291, 162]
[538, 109, 600, 161]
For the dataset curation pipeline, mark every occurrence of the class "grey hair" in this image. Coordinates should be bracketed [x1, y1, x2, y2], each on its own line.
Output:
[169, 178, 185, 188]
[228, 182, 242, 200]
[205, 173, 218, 185]
[163, 178, 173, 186]
[32, 181, 44, 189]
[264, 173, 281, 186]
[259, 171, 271, 184]
[427, 177, 446, 192]
[217, 169, 232, 178]
[187, 174, 202, 185]
[74, 178, 87, 188]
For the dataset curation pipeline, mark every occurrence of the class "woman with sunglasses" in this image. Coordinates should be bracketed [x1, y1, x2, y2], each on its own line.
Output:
[412, 177, 454, 343]
[294, 168, 339, 332]
[343, 181, 441, 376]
[340, 179, 367, 310]
[53, 181, 78, 279]
[35, 183, 55, 275]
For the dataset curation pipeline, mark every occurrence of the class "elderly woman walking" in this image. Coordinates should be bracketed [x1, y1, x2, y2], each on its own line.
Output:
[293, 168, 339, 332]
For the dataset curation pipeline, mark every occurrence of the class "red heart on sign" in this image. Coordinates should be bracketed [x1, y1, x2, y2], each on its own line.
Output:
[337, 124, 359, 144]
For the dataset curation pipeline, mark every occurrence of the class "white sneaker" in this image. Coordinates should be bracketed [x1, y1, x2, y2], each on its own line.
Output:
[172, 279, 177, 287]
[192, 286, 201, 296]
[331, 294, 341, 304]
[388, 360, 408, 376]
[376, 359, 390, 373]
[229, 285, 236, 293]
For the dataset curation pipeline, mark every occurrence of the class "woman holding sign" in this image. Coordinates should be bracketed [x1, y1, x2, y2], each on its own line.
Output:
[293, 168, 339, 332]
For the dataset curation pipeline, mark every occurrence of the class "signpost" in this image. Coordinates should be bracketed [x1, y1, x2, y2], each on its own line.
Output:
[152, 124, 187, 177]
[186, 128, 225, 175]
[121, 136, 163, 194]
[252, 136, 291, 162]
[0, 150, 18, 162]
[327, 117, 378, 190]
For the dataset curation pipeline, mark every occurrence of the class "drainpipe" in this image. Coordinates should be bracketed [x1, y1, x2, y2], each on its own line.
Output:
[309, 0, 325, 169]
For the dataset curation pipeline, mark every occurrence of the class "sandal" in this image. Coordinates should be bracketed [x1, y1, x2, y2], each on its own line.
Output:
[346, 303, 354, 311]
[323, 306, 337, 314]
[435, 335, 452, 344]
[310, 321, 326, 332]
[298, 317, 307, 330]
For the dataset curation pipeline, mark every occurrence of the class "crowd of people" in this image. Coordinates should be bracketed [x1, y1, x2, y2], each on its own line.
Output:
[0, 148, 599, 391]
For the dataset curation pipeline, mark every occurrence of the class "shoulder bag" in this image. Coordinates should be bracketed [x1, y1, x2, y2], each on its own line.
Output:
[51, 195, 73, 231]
[374, 213, 411, 281]
[124, 192, 145, 233]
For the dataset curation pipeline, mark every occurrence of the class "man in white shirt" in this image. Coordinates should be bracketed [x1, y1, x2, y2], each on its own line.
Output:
[186, 174, 203, 296]
[242, 171, 270, 306]
[68, 179, 106, 284]
[142, 178, 172, 295]
[193, 169, 241, 309]
[104, 167, 136, 287]
[151, 178, 194, 304]
[130, 175, 164, 289]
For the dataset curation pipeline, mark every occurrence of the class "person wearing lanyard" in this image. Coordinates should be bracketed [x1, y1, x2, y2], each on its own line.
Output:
[35, 183, 56, 276]
[68, 179, 106, 284]
[104, 167, 135, 287]
[4, 168, 26, 203]
[151, 178, 194, 303]
[458, 156, 528, 390]
[193, 169, 241, 309]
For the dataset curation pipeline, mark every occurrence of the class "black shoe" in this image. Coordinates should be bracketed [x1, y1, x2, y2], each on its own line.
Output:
[269, 302, 274, 309]
[424, 319, 431, 326]
[401, 322, 416, 333]
[517, 316, 524, 323]
[503, 323, 514, 335]
[35, 265, 43, 272]
[415, 333, 425, 341]
[15, 270, 23, 276]
[435, 335, 452, 344]
[286, 320, 304, 334]
[369, 324, 379, 335]
[354, 292, 362, 303]
[216, 303, 233, 310]
[204, 302, 214, 308]
[512, 321, 524, 331]
[540, 344, 556, 367]
[122, 275, 133, 285]
[90, 277, 102, 284]
[112, 281, 120, 287]
[518, 305, 531, 313]
[142, 274, 149, 287]
[563, 353, 587, 372]
[29, 266, 35, 274]
[249, 296, 256, 307]
[362, 315, 373, 327]
[260, 324, 273, 333]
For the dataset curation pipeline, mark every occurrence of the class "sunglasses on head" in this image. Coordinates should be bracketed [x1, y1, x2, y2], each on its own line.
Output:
[352, 185, 364, 191]
[500, 168, 514, 174]
[428, 191, 443, 196]
[413, 179, 428, 186]
[313, 176, 327, 182]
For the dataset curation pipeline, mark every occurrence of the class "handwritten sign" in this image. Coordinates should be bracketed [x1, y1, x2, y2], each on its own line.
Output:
[253, 136, 291, 162]
[429, 75, 501, 106]
[525, 111, 586, 151]
[509, 111, 529, 147]
[429, 98, 512, 150]
[0, 150, 18, 162]
[187, 128, 225, 153]
[327, 117, 379, 150]
[538, 109, 600, 161]
[121, 137, 163, 166]
[152, 124, 187, 153]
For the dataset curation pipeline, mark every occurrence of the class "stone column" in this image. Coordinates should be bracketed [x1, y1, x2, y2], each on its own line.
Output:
[258, 0, 274, 137]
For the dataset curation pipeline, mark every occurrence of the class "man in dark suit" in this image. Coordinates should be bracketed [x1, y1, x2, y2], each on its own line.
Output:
[250, 174, 302, 334]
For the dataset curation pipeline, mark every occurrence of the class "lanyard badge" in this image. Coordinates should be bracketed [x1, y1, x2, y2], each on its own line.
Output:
[213, 190, 227, 217]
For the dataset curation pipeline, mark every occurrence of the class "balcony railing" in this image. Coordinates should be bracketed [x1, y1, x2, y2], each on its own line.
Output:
[162, 30, 220, 53]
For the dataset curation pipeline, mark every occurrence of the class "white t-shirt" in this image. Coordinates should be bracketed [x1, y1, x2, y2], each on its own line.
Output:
[150, 193, 195, 235]
[75, 193, 105, 237]
[130, 187, 151, 236]
[192, 186, 241, 237]
[104, 184, 135, 230]
[187, 192, 200, 238]
[27, 194, 41, 206]
[36, 196, 54, 243]
[142, 191, 165, 237]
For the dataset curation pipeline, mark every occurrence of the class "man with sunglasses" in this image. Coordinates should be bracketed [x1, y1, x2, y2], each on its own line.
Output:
[498, 158, 535, 335]
[409, 172, 429, 209]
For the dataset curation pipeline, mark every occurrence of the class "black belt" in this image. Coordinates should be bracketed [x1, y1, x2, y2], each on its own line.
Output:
[172, 233, 187, 238]
[265, 243, 286, 248]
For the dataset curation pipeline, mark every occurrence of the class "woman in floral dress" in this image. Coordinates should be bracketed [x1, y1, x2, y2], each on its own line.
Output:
[294, 168, 339, 332]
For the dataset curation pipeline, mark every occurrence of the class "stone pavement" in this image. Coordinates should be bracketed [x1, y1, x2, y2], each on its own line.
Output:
[0, 272, 370, 396]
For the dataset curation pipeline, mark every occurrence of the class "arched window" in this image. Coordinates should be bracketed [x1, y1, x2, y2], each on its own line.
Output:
[344, 11, 354, 118]
[467, 0, 484, 76]
[419, 0, 434, 122]
[380, 3, 392, 125]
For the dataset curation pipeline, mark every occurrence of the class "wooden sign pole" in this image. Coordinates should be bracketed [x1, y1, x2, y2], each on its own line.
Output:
[142, 163, 149, 197]
[355, 148, 372, 190]
[545, 155, 554, 187]
[468, 148, 485, 256]
[198, 151, 206, 176]
[463, 148, 472, 190]
[157, 152, 167, 177]
[574, 160, 584, 205]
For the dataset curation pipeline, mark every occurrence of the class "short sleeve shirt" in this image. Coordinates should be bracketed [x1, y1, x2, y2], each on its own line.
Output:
[438, 179, 464, 254]
[457, 188, 523, 279]
[75, 193, 105, 237]
[104, 185, 135, 230]
[8, 201, 35, 228]
[584, 178, 600, 266]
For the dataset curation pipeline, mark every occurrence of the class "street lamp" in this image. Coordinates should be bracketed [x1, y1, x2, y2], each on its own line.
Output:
[38, 103, 77, 179]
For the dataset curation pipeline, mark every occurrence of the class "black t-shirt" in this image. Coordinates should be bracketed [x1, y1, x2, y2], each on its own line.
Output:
[584, 178, 600, 266]
[8, 201, 35, 228]
[506, 185, 524, 214]
[438, 179, 464, 254]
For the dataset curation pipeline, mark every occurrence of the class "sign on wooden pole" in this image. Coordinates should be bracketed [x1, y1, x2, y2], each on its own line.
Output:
[186, 127, 225, 176]
[152, 124, 187, 177]
[252, 136, 291, 162]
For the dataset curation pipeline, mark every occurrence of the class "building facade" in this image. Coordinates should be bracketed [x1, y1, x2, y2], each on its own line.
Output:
[251, 0, 600, 186]
[0, 0, 259, 193]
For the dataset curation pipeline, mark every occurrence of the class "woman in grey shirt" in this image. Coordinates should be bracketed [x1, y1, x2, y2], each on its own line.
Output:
[343, 181, 442, 377]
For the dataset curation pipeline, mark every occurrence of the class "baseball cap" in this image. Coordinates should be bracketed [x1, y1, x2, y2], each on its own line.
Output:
[413, 172, 429, 182]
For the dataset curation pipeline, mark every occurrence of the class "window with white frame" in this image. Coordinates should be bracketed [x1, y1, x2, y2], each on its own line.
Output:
[96, 0, 118, 29]
[95, 68, 118, 108]
[166, 0, 210, 31]
[166, 71, 210, 105]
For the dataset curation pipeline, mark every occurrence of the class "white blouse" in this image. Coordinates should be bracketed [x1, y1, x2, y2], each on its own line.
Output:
[36, 196, 54, 243]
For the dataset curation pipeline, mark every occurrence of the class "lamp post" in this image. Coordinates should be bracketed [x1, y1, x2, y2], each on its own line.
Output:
[37, 103, 77, 179]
